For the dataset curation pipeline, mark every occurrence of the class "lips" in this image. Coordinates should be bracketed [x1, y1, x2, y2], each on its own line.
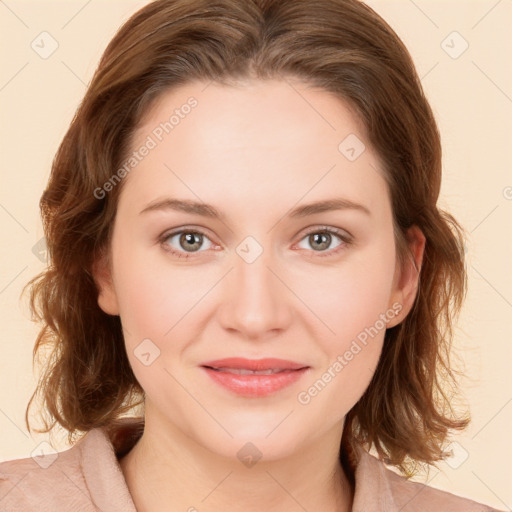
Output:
[211, 368, 288, 375]
[201, 357, 308, 372]
[200, 358, 310, 397]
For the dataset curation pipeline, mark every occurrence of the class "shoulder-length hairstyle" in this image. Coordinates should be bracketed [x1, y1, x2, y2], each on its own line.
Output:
[23, 0, 468, 475]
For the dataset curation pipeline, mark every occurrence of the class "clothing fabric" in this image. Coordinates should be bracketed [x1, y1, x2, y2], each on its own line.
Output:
[0, 417, 502, 511]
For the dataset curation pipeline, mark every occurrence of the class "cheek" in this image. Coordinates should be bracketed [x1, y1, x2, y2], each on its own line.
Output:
[296, 301, 389, 426]
[294, 244, 396, 411]
[294, 244, 396, 342]
[111, 239, 188, 333]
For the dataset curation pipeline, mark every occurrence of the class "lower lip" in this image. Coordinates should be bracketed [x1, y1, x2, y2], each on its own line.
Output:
[201, 367, 309, 397]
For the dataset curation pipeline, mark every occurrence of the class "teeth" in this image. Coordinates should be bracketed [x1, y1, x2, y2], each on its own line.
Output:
[213, 367, 286, 375]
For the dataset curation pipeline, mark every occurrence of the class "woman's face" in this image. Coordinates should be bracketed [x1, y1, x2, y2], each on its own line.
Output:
[95, 78, 423, 460]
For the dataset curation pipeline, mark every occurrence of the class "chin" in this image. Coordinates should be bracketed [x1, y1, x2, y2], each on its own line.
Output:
[209, 435, 305, 465]
[200, 414, 311, 462]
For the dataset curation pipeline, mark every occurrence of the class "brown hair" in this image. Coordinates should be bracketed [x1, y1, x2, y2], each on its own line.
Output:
[23, 0, 469, 474]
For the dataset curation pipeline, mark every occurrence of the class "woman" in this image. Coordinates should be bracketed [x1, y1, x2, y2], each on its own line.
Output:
[0, 0, 503, 511]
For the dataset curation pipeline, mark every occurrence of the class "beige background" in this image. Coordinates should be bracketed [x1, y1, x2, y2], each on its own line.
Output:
[0, 0, 511, 509]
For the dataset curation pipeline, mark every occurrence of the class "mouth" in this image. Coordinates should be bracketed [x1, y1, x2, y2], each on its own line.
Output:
[200, 357, 310, 397]
[201, 357, 308, 372]
[204, 367, 296, 375]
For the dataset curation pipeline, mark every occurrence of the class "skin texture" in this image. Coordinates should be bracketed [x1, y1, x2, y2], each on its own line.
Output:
[93, 79, 425, 512]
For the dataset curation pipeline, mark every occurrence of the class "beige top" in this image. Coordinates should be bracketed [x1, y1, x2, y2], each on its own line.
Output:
[0, 417, 502, 511]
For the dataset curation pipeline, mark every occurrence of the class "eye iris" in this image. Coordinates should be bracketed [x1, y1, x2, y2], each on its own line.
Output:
[180, 232, 202, 252]
[310, 232, 331, 251]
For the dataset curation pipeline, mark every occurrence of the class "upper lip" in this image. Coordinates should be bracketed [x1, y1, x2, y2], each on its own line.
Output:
[201, 357, 308, 371]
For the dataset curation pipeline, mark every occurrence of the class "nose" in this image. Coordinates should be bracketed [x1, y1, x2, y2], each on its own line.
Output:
[217, 244, 293, 341]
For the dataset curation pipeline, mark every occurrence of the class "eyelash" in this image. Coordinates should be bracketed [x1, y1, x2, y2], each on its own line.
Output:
[158, 226, 352, 260]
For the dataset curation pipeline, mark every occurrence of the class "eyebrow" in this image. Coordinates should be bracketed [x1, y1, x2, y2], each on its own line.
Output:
[139, 197, 371, 219]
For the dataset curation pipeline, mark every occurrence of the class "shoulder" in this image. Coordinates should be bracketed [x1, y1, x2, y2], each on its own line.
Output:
[0, 420, 139, 512]
[353, 447, 504, 512]
[0, 433, 92, 512]
[0, 428, 118, 512]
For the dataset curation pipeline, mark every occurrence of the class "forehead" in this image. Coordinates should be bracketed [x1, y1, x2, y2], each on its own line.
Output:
[119, 79, 389, 222]
[135, 78, 367, 154]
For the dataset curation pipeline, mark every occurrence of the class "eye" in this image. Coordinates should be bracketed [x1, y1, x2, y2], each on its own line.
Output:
[158, 225, 352, 260]
[159, 229, 215, 258]
[295, 226, 352, 257]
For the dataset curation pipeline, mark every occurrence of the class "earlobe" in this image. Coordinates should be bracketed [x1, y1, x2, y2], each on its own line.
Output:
[386, 225, 426, 328]
[91, 250, 120, 316]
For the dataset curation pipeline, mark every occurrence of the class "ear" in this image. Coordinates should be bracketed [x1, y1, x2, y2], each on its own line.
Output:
[91, 249, 120, 316]
[386, 225, 426, 328]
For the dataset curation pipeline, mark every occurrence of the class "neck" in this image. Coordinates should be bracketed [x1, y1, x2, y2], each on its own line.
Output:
[119, 414, 354, 512]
